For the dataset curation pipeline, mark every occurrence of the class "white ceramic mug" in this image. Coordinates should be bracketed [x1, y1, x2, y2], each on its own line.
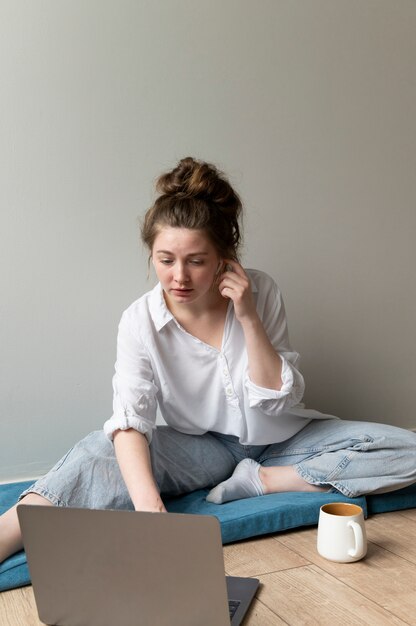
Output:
[317, 502, 367, 563]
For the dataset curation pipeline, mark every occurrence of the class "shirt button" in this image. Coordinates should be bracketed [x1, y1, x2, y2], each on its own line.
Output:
[226, 387, 233, 396]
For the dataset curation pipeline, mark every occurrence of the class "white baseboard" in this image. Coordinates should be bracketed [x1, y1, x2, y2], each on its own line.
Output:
[0, 477, 40, 485]
[0, 461, 51, 485]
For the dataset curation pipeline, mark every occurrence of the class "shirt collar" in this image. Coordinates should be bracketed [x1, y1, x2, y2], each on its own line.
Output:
[148, 271, 259, 332]
[148, 282, 174, 331]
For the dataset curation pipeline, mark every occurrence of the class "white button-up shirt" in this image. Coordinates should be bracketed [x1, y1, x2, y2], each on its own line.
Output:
[104, 269, 333, 445]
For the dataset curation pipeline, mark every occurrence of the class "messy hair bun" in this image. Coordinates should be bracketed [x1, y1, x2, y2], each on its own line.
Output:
[142, 157, 242, 260]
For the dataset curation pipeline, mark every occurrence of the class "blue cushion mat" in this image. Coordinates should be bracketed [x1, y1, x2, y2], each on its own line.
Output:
[1, 480, 416, 592]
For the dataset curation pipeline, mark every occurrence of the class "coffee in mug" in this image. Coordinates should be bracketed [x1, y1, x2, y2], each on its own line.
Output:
[317, 502, 367, 563]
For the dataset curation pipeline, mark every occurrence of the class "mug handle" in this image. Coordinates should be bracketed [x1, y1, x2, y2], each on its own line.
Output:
[347, 520, 364, 558]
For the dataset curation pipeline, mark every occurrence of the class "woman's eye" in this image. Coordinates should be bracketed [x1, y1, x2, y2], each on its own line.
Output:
[159, 258, 203, 266]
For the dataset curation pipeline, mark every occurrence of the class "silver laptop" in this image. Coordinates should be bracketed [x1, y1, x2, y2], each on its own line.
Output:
[17, 505, 259, 626]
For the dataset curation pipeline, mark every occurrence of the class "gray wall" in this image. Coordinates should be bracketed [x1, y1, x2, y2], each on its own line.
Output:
[1, 0, 415, 481]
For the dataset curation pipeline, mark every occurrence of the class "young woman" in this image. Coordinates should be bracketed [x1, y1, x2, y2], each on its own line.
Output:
[1, 157, 415, 563]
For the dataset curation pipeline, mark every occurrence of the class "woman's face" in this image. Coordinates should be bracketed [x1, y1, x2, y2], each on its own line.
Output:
[152, 227, 222, 308]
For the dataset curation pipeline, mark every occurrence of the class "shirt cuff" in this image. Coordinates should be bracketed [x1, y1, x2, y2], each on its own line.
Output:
[246, 355, 303, 411]
[103, 413, 156, 443]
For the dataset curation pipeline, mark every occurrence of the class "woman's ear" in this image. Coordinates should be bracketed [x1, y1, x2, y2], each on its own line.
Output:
[146, 255, 153, 280]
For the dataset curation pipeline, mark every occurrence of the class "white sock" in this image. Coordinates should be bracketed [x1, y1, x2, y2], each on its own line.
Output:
[206, 458, 264, 504]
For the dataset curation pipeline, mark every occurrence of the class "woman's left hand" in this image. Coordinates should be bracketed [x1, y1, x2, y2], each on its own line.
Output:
[218, 260, 257, 323]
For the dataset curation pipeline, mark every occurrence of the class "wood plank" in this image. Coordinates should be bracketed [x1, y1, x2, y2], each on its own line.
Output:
[257, 565, 409, 626]
[397, 508, 416, 522]
[276, 525, 416, 624]
[244, 597, 288, 625]
[365, 511, 416, 563]
[224, 535, 309, 577]
[0, 586, 43, 626]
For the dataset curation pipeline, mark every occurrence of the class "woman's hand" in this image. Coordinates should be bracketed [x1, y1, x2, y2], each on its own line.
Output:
[134, 494, 167, 513]
[218, 260, 257, 323]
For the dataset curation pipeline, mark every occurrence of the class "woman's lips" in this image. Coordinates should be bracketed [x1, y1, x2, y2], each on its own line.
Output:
[171, 288, 193, 295]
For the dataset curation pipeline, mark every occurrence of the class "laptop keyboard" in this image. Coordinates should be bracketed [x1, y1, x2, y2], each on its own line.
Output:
[228, 599, 241, 620]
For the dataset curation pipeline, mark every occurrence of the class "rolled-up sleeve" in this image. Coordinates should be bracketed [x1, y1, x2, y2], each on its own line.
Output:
[244, 275, 305, 414]
[103, 311, 158, 443]
[245, 353, 305, 414]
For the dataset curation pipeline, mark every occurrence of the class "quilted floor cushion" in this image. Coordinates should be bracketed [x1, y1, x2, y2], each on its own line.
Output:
[1, 480, 416, 593]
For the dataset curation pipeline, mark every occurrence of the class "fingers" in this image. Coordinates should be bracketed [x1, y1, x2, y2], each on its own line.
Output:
[219, 260, 248, 290]
[221, 259, 246, 277]
[218, 262, 254, 318]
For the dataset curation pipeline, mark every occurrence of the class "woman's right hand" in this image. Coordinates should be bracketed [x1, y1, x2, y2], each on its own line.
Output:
[134, 493, 167, 513]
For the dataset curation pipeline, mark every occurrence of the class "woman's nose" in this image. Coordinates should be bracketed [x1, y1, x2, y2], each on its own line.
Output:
[174, 263, 189, 283]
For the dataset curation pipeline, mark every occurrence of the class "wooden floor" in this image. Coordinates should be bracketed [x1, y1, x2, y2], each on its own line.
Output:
[1, 508, 415, 625]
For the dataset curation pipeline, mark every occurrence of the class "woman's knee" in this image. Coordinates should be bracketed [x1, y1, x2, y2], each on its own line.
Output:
[150, 428, 236, 495]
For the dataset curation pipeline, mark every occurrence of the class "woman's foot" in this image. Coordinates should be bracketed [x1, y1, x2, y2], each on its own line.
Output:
[206, 461, 328, 504]
[206, 459, 263, 504]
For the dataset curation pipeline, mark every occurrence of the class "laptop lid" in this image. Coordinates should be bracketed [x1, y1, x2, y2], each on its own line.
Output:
[17, 505, 258, 626]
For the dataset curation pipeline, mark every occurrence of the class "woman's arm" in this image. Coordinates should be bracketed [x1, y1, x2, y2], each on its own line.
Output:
[113, 429, 166, 512]
[218, 262, 283, 391]
[106, 309, 164, 511]
[239, 310, 283, 391]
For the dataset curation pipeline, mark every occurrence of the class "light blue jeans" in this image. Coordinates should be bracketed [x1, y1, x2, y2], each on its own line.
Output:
[20, 419, 416, 508]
